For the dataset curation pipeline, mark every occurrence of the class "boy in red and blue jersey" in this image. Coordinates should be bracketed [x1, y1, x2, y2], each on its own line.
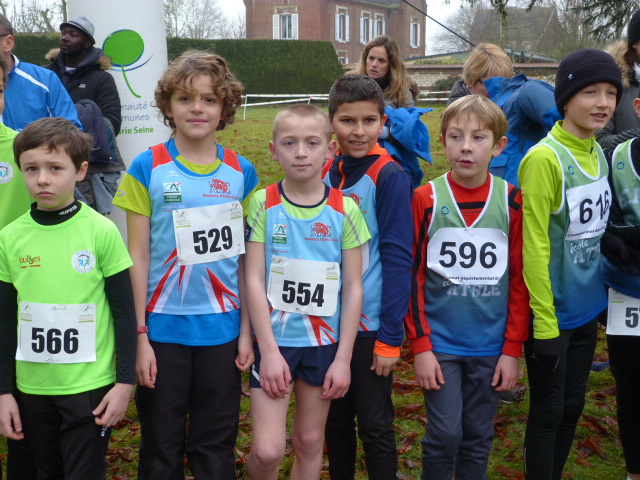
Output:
[323, 74, 414, 479]
[113, 51, 258, 480]
[406, 95, 529, 479]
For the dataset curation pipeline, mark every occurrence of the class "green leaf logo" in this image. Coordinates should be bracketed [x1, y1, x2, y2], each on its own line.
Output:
[103, 30, 150, 98]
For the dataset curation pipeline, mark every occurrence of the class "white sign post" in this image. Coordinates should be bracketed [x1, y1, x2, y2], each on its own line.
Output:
[68, 0, 171, 236]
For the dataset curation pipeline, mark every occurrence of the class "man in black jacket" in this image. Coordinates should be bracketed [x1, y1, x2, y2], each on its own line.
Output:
[46, 15, 124, 214]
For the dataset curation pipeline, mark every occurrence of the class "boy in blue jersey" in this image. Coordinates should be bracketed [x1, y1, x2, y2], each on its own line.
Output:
[323, 74, 414, 480]
[406, 95, 529, 479]
[245, 104, 369, 479]
[113, 51, 259, 480]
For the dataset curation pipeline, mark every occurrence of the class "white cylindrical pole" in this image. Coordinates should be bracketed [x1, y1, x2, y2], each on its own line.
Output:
[67, 0, 171, 236]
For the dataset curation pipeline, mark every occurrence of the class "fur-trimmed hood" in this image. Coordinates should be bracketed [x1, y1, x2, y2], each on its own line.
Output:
[606, 39, 635, 88]
[46, 47, 113, 71]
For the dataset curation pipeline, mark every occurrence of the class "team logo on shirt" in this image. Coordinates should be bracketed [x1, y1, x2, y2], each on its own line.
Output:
[272, 224, 288, 244]
[311, 222, 331, 237]
[349, 193, 361, 207]
[72, 250, 96, 274]
[163, 182, 182, 203]
[441, 206, 450, 215]
[79, 304, 96, 322]
[617, 161, 625, 170]
[210, 179, 229, 194]
[19, 254, 41, 268]
[567, 165, 576, 175]
[0, 162, 13, 184]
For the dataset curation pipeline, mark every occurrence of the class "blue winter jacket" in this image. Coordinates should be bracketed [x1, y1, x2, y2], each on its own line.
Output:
[485, 74, 561, 186]
[2, 56, 82, 131]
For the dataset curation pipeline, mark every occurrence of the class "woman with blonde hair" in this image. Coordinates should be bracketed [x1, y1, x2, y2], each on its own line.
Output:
[357, 35, 417, 108]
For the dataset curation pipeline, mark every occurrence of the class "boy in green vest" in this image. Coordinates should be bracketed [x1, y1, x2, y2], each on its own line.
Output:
[406, 95, 529, 478]
[518, 48, 623, 479]
[0, 118, 137, 480]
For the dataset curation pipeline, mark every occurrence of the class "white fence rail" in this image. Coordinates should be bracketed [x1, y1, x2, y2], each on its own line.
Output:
[240, 91, 450, 119]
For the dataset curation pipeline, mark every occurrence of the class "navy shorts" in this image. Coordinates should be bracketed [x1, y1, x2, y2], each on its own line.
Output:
[250, 342, 339, 388]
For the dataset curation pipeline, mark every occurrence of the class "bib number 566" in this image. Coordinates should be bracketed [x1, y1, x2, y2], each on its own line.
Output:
[32, 327, 79, 354]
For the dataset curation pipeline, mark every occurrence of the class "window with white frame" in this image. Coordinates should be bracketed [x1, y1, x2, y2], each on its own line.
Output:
[360, 11, 372, 44]
[374, 14, 385, 37]
[410, 17, 421, 48]
[273, 11, 299, 40]
[335, 8, 349, 43]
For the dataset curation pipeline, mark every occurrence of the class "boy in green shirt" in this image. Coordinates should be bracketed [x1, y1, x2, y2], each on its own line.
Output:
[0, 56, 30, 231]
[0, 118, 137, 480]
[518, 48, 622, 479]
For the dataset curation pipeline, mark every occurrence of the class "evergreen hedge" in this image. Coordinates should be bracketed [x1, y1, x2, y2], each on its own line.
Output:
[14, 35, 344, 94]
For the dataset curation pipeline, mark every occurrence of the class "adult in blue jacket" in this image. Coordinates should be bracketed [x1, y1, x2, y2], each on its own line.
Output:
[0, 14, 81, 131]
[484, 74, 560, 186]
[461, 43, 561, 186]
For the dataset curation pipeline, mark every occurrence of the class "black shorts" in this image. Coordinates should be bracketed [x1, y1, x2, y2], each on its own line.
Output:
[250, 342, 339, 388]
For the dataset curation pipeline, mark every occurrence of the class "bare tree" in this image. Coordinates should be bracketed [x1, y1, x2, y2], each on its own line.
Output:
[3, 0, 62, 33]
[451, 0, 640, 42]
[432, 3, 477, 53]
[164, 0, 245, 39]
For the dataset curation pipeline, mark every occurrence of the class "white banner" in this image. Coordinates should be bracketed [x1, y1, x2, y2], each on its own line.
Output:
[68, 0, 171, 236]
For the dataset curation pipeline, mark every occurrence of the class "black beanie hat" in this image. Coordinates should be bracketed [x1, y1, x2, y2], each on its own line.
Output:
[554, 48, 623, 114]
[628, 9, 640, 46]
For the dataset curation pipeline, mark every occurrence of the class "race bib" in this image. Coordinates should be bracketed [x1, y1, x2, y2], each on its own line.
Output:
[427, 227, 508, 285]
[268, 256, 340, 316]
[565, 177, 610, 240]
[173, 202, 245, 265]
[17, 302, 96, 363]
[607, 288, 640, 336]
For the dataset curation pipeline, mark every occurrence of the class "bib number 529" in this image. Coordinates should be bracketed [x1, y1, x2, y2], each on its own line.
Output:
[282, 280, 325, 307]
[193, 226, 232, 254]
[31, 327, 79, 354]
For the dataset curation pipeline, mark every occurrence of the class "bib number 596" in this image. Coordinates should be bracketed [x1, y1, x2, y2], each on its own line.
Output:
[31, 327, 79, 354]
[438, 241, 497, 269]
[282, 280, 325, 307]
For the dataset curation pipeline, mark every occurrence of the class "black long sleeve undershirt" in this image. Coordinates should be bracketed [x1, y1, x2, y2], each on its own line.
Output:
[0, 201, 136, 394]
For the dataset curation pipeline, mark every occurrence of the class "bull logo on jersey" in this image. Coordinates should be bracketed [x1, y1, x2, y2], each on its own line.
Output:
[349, 193, 361, 207]
[210, 179, 229, 194]
[311, 222, 331, 237]
[0, 162, 13, 184]
[72, 250, 96, 274]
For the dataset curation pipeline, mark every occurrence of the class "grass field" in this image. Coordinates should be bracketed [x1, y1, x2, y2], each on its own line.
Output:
[0, 104, 627, 479]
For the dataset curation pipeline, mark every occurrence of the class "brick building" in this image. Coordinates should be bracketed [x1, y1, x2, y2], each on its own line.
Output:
[243, 0, 427, 64]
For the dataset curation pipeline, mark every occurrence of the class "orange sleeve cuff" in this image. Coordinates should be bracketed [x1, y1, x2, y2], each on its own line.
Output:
[374, 340, 401, 358]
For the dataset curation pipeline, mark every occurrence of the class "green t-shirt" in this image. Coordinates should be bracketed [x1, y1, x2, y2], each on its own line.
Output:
[0, 123, 31, 230]
[0, 205, 133, 395]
